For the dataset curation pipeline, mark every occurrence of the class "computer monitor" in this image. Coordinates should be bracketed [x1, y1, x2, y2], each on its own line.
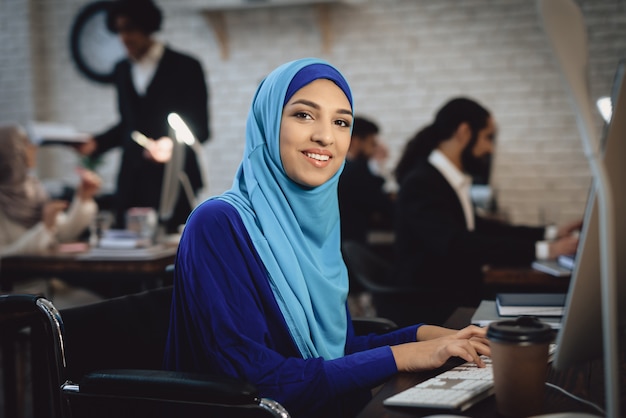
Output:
[535, 2, 622, 415]
[158, 128, 185, 226]
[552, 59, 626, 370]
[547, 60, 626, 418]
[158, 113, 207, 236]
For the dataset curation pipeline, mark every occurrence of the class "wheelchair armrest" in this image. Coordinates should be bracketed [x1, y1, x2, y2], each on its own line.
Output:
[74, 369, 261, 405]
[352, 316, 398, 335]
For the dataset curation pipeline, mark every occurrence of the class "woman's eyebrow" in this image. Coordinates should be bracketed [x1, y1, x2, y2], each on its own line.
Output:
[290, 99, 352, 116]
[290, 99, 319, 109]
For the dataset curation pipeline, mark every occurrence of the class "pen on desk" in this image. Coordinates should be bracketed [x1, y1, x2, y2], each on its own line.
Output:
[131, 131, 151, 148]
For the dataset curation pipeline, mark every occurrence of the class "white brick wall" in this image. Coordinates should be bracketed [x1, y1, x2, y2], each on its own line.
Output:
[0, 0, 35, 124]
[1, 0, 625, 225]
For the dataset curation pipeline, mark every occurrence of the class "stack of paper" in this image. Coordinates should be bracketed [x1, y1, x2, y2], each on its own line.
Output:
[97, 229, 152, 249]
[28, 121, 90, 145]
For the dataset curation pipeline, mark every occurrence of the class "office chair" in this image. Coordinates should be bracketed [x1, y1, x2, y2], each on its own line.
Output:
[341, 240, 452, 327]
[0, 289, 290, 418]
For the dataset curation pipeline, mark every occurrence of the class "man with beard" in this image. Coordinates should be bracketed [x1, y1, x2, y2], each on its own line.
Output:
[390, 97, 580, 326]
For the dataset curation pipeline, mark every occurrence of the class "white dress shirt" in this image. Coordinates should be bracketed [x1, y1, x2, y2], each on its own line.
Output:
[130, 41, 164, 96]
[429, 149, 475, 231]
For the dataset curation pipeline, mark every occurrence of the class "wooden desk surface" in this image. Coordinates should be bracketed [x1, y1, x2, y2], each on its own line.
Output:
[357, 307, 622, 418]
[482, 264, 570, 296]
[0, 246, 177, 293]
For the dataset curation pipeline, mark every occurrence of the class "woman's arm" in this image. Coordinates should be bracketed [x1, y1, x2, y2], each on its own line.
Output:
[55, 198, 97, 243]
[0, 201, 66, 256]
[56, 170, 100, 243]
[0, 219, 55, 256]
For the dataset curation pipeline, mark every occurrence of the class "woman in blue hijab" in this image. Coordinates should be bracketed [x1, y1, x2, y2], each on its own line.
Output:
[164, 58, 489, 417]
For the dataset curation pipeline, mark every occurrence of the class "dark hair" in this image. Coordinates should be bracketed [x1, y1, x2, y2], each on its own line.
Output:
[351, 116, 379, 139]
[394, 97, 490, 183]
[106, 0, 163, 35]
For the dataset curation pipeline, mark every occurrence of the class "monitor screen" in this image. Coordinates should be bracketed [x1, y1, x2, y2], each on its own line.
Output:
[552, 59, 626, 370]
[158, 126, 186, 224]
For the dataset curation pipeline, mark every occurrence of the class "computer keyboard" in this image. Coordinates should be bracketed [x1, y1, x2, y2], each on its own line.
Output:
[383, 344, 557, 412]
[383, 356, 495, 411]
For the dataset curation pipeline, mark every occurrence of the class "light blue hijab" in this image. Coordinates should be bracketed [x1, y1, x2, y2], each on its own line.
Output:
[218, 58, 353, 360]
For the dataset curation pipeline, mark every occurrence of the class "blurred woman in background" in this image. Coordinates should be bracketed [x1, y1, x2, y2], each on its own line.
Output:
[0, 123, 101, 256]
[0, 123, 105, 307]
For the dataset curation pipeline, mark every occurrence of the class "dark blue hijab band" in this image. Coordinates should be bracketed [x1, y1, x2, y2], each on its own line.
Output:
[283, 63, 353, 108]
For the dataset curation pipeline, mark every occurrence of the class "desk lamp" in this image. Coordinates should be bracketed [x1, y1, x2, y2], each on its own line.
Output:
[596, 97, 612, 124]
[167, 112, 210, 202]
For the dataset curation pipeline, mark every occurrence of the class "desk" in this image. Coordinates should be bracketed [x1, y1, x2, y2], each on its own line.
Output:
[482, 265, 570, 297]
[357, 307, 624, 418]
[365, 237, 571, 295]
[0, 246, 177, 297]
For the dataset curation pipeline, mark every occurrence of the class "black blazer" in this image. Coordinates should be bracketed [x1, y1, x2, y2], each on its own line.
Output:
[338, 157, 394, 244]
[393, 159, 545, 308]
[95, 47, 210, 231]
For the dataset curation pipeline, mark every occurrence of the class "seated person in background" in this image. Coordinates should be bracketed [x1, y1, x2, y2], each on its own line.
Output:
[164, 59, 490, 418]
[0, 124, 102, 308]
[0, 124, 101, 256]
[338, 116, 394, 245]
[392, 97, 580, 325]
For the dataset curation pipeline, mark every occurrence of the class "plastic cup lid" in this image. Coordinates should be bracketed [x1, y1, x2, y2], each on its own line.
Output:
[486, 316, 554, 344]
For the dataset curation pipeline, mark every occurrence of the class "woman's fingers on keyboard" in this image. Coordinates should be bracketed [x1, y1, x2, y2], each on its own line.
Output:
[447, 340, 485, 367]
[451, 326, 491, 359]
[470, 338, 491, 358]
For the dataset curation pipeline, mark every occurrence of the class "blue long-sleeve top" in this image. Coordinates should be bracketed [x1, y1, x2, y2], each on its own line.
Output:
[164, 200, 421, 417]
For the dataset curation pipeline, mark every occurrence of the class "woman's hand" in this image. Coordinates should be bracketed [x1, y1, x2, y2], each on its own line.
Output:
[392, 325, 490, 373]
[75, 169, 102, 201]
[42, 200, 69, 230]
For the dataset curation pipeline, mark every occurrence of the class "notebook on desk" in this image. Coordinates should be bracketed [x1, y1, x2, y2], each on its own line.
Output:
[496, 293, 566, 317]
[471, 300, 562, 329]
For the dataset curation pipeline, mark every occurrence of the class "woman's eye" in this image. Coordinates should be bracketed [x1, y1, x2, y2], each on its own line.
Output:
[335, 119, 350, 128]
[294, 112, 312, 120]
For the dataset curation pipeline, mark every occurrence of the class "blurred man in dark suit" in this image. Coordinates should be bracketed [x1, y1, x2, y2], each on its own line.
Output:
[78, 0, 209, 232]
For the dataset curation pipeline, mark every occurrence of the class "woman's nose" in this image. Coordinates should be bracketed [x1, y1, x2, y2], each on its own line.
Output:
[311, 122, 333, 146]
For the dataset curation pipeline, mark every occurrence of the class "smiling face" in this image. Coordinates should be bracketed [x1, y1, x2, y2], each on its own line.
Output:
[279, 79, 353, 188]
